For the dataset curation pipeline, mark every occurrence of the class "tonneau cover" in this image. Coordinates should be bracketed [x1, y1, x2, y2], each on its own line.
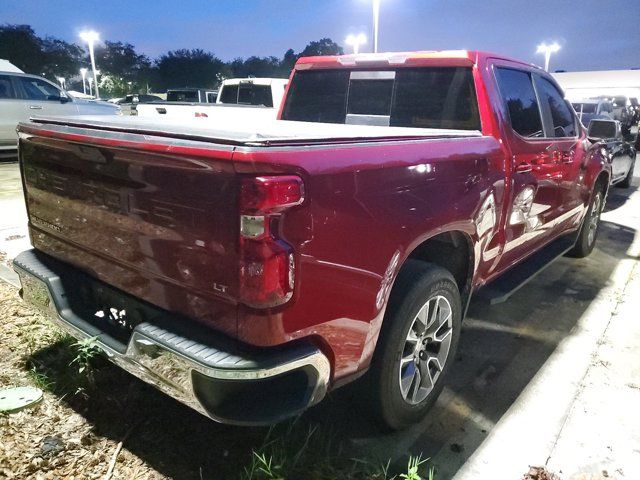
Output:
[27, 115, 481, 147]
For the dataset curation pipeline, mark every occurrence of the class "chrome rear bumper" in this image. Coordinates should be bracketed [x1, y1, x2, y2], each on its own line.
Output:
[13, 249, 330, 425]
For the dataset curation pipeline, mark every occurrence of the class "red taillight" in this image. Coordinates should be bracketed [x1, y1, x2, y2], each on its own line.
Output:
[239, 176, 304, 308]
[240, 176, 304, 215]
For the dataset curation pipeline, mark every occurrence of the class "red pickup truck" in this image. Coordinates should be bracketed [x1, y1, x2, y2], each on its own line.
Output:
[14, 50, 609, 429]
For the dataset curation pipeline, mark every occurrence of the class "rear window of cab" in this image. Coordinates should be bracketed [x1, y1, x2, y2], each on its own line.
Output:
[281, 67, 481, 130]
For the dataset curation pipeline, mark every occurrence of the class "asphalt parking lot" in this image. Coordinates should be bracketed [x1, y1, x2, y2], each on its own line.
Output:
[1, 156, 639, 479]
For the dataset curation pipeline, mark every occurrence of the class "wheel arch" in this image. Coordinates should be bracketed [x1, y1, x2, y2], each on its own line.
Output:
[392, 229, 475, 312]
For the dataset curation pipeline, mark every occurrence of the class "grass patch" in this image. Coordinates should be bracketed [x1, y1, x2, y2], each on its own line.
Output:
[238, 420, 434, 480]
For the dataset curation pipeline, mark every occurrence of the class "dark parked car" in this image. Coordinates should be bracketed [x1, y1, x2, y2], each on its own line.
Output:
[572, 99, 614, 126]
[588, 118, 636, 188]
[116, 93, 163, 115]
[609, 95, 634, 134]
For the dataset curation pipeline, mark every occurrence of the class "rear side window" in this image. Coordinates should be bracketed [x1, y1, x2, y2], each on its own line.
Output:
[534, 76, 576, 137]
[495, 68, 543, 138]
[0, 75, 16, 99]
[282, 67, 480, 130]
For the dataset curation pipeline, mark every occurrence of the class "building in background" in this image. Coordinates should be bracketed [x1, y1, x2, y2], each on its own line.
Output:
[0, 59, 23, 73]
[553, 70, 640, 101]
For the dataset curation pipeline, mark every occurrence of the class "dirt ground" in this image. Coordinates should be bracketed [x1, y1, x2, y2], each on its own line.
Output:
[0, 281, 168, 479]
[0, 281, 413, 480]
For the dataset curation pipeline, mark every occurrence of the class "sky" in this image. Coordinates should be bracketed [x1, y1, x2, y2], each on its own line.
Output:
[1, 0, 639, 72]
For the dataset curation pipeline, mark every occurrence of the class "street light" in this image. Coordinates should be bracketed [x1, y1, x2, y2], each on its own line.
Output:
[79, 68, 88, 95]
[87, 77, 94, 97]
[536, 42, 561, 72]
[372, 0, 381, 53]
[80, 30, 100, 98]
[346, 33, 367, 54]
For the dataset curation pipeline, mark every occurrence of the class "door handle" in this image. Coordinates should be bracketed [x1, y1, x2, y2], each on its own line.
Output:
[28, 105, 43, 110]
[515, 163, 533, 173]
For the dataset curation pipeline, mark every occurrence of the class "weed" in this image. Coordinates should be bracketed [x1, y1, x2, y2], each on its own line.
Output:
[69, 336, 101, 374]
[249, 451, 284, 480]
[237, 418, 410, 480]
[27, 365, 54, 390]
[399, 455, 433, 480]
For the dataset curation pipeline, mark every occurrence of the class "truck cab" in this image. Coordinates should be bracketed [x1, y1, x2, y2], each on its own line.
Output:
[217, 77, 288, 108]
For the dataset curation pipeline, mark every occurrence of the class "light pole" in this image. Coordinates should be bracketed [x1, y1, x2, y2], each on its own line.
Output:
[80, 30, 100, 98]
[372, 0, 381, 53]
[536, 42, 561, 72]
[88, 77, 93, 97]
[346, 33, 367, 54]
[57, 77, 66, 89]
[79, 68, 88, 95]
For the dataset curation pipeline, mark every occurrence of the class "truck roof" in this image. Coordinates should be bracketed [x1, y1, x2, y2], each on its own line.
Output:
[295, 50, 539, 71]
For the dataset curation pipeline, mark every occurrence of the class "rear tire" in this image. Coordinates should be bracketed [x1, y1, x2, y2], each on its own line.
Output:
[368, 261, 461, 430]
[567, 186, 605, 258]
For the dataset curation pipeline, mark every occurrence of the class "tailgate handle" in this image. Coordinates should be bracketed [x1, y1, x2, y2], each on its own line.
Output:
[156, 107, 167, 114]
[29, 105, 43, 110]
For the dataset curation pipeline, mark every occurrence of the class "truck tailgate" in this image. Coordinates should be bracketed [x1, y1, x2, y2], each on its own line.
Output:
[17, 121, 240, 337]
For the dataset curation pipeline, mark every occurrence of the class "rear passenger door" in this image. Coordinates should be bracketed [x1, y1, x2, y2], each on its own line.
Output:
[493, 65, 564, 271]
[533, 74, 586, 231]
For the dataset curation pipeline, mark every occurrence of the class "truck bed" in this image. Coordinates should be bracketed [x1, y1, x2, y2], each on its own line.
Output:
[17, 115, 489, 345]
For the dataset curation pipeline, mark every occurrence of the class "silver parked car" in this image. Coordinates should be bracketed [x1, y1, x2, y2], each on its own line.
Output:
[0, 71, 120, 159]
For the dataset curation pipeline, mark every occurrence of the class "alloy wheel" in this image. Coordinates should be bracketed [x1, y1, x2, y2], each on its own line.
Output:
[587, 192, 602, 247]
[399, 295, 453, 405]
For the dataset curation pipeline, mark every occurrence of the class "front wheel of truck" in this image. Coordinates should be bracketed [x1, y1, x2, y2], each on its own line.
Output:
[368, 261, 461, 430]
[567, 186, 605, 258]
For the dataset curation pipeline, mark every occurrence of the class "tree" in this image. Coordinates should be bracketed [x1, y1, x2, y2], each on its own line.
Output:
[98, 41, 151, 81]
[40, 37, 84, 79]
[299, 38, 343, 57]
[95, 41, 152, 95]
[229, 55, 282, 78]
[280, 48, 298, 76]
[155, 49, 225, 90]
[0, 25, 45, 74]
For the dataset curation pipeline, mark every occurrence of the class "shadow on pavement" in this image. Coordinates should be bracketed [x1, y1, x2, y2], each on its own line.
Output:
[27, 194, 637, 480]
[604, 184, 638, 212]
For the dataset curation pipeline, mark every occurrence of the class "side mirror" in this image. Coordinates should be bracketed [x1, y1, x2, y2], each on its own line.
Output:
[588, 119, 619, 141]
